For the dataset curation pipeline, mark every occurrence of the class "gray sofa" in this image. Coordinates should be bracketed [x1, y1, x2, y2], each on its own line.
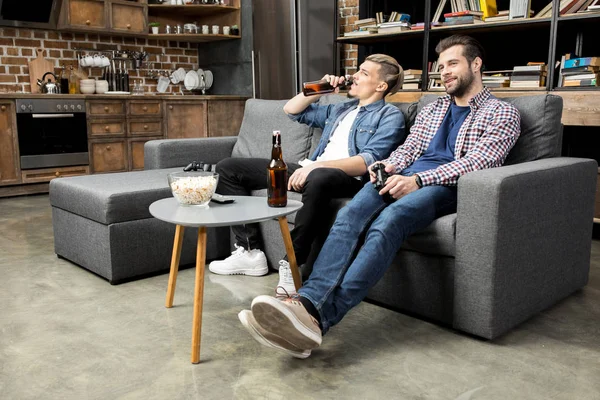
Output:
[51, 94, 597, 340]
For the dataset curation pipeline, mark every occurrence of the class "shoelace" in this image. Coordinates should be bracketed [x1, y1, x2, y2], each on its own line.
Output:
[274, 290, 321, 329]
[230, 244, 246, 257]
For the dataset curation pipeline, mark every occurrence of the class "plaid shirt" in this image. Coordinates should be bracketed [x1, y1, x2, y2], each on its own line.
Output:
[383, 87, 521, 186]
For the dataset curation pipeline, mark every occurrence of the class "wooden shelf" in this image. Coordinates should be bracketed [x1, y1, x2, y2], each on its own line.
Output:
[148, 33, 240, 42]
[337, 30, 424, 45]
[429, 17, 551, 34]
[147, 4, 239, 17]
[558, 12, 600, 22]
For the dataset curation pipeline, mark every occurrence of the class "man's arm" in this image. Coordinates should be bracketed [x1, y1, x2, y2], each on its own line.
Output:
[288, 156, 367, 191]
[417, 104, 521, 186]
[283, 74, 346, 118]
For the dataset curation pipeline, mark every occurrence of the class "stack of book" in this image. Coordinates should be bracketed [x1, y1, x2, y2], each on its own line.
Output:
[558, 0, 600, 15]
[482, 70, 511, 88]
[443, 10, 485, 25]
[510, 64, 547, 88]
[561, 57, 600, 87]
[378, 21, 412, 34]
[432, 0, 497, 23]
[402, 70, 423, 90]
[344, 17, 377, 37]
[427, 61, 445, 91]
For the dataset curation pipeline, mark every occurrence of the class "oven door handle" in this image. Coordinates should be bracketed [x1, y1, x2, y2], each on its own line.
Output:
[31, 113, 76, 118]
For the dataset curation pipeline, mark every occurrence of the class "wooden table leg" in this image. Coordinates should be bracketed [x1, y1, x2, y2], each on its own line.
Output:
[278, 216, 302, 291]
[165, 224, 184, 308]
[191, 226, 207, 364]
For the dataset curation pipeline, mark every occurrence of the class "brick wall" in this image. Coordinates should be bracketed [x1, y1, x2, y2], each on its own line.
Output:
[0, 28, 198, 94]
[338, 0, 359, 76]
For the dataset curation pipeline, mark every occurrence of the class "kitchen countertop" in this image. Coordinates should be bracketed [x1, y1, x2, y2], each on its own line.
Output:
[0, 93, 249, 100]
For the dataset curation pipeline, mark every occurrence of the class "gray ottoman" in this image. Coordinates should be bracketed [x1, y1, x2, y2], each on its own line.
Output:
[49, 168, 231, 284]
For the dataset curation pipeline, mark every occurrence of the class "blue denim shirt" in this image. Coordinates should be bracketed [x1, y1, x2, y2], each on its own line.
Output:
[288, 98, 406, 168]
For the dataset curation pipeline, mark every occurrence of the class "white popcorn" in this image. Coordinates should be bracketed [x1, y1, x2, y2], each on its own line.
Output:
[170, 175, 218, 205]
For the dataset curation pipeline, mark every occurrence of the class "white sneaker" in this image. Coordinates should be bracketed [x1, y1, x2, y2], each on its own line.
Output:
[275, 260, 297, 297]
[209, 244, 268, 276]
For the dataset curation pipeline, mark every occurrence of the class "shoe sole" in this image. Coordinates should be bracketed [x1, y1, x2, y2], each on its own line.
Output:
[208, 265, 268, 276]
[251, 295, 322, 350]
[238, 311, 310, 359]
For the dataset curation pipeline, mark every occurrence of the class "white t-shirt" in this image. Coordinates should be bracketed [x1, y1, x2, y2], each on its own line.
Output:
[299, 106, 361, 167]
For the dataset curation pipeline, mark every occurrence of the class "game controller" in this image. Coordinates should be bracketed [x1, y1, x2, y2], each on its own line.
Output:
[183, 161, 205, 172]
[371, 163, 394, 203]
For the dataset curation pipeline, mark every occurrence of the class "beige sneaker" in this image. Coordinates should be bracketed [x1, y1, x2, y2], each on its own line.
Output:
[251, 294, 322, 350]
[238, 310, 311, 359]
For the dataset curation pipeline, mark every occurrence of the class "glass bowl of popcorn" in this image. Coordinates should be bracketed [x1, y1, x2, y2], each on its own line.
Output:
[168, 171, 219, 207]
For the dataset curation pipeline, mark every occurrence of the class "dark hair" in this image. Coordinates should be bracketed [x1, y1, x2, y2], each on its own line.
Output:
[365, 54, 404, 96]
[435, 35, 485, 67]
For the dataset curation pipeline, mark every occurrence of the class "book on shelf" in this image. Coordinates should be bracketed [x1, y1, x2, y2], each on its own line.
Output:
[562, 0, 592, 14]
[513, 64, 547, 72]
[479, 0, 498, 18]
[344, 29, 378, 37]
[509, 0, 533, 19]
[484, 13, 509, 21]
[563, 78, 598, 86]
[432, 0, 449, 23]
[561, 65, 599, 75]
[444, 10, 484, 17]
[563, 57, 600, 68]
[377, 26, 411, 34]
[403, 83, 421, 89]
[444, 15, 485, 24]
[589, 0, 600, 10]
[563, 73, 600, 80]
[533, 2, 553, 17]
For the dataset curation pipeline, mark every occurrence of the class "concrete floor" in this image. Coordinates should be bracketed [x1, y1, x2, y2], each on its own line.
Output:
[0, 194, 599, 400]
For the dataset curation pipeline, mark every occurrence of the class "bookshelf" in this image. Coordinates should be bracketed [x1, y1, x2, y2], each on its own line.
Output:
[339, 0, 600, 93]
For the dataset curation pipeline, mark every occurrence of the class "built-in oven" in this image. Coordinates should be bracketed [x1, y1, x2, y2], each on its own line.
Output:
[16, 99, 89, 170]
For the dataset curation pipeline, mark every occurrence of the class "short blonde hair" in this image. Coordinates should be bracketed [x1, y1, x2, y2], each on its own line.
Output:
[365, 54, 404, 96]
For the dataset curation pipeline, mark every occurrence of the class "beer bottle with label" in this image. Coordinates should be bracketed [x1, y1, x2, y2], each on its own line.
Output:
[267, 130, 288, 207]
[302, 75, 353, 96]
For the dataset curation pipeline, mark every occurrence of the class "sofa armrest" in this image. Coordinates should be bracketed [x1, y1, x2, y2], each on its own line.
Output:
[454, 157, 597, 339]
[144, 137, 238, 170]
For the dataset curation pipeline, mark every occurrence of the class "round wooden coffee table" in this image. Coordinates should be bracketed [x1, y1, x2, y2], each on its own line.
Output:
[149, 196, 303, 364]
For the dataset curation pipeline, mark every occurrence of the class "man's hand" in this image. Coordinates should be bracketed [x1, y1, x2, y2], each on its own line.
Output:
[288, 164, 318, 192]
[368, 162, 394, 184]
[321, 74, 347, 93]
[380, 174, 419, 199]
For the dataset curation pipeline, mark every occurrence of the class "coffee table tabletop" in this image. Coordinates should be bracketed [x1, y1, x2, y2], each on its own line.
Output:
[149, 195, 303, 364]
[149, 196, 303, 227]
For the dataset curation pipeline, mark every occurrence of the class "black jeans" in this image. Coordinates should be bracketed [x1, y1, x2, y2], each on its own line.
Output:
[215, 157, 364, 265]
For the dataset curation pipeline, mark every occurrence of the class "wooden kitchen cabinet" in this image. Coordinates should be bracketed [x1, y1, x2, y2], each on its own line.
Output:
[165, 100, 208, 139]
[88, 101, 126, 117]
[59, 0, 107, 31]
[88, 119, 126, 137]
[128, 137, 154, 171]
[207, 99, 245, 137]
[0, 101, 20, 186]
[21, 166, 90, 184]
[110, 1, 147, 35]
[90, 140, 128, 173]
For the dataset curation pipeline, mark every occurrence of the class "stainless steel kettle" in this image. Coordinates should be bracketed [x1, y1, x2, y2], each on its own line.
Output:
[37, 72, 60, 94]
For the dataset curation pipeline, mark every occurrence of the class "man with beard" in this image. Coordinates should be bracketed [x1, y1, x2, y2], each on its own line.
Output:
[241, 35, 521, 358]
[209, 54, 406, 295]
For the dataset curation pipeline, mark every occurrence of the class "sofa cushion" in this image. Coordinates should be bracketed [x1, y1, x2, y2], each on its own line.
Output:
[49, 168, 181, 225]
[402, 213, 457, 257]
[502, 95, 563, 165]
[232, 99, 313, 163]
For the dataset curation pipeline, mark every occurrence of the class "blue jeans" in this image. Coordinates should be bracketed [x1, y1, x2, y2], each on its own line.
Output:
[298, 182, 458, 334]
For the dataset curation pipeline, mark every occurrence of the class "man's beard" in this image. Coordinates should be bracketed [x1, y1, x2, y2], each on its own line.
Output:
[446, 69, 475, 97]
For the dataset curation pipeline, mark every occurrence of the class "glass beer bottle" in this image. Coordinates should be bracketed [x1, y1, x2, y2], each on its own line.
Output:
[302, 75, 353, 96]
[267, 130, 288, 207]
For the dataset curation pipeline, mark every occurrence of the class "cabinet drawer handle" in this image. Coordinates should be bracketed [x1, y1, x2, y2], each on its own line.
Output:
[106, 146, 111, 151]
[1, 106, 6, 111]
[143, 125, 148, 130]
[127, 24, 131, 29]
[105, 125, 110, 131]
[104, 107, 109, 112]
[142, 106, 147, 111]
[55, 172, 60, 177]
[169, 105, 173, 110]
[86, 20, 91, 25]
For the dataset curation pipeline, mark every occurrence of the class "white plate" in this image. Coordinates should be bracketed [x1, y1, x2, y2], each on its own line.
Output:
[204, 70, 213, 89]
[184, 70, 199, 91]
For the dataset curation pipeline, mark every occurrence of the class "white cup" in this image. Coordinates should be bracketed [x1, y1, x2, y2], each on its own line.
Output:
[157, 76, 170, 93]
[82, 55, 93, 67]
[95, 80, 108, 94]
[223, 26, 230, 35]
[202, 25, 209, 34]
[102, 56, 110, 67]
[212, 25, 219, 35]
[93, 55, 103, 67]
